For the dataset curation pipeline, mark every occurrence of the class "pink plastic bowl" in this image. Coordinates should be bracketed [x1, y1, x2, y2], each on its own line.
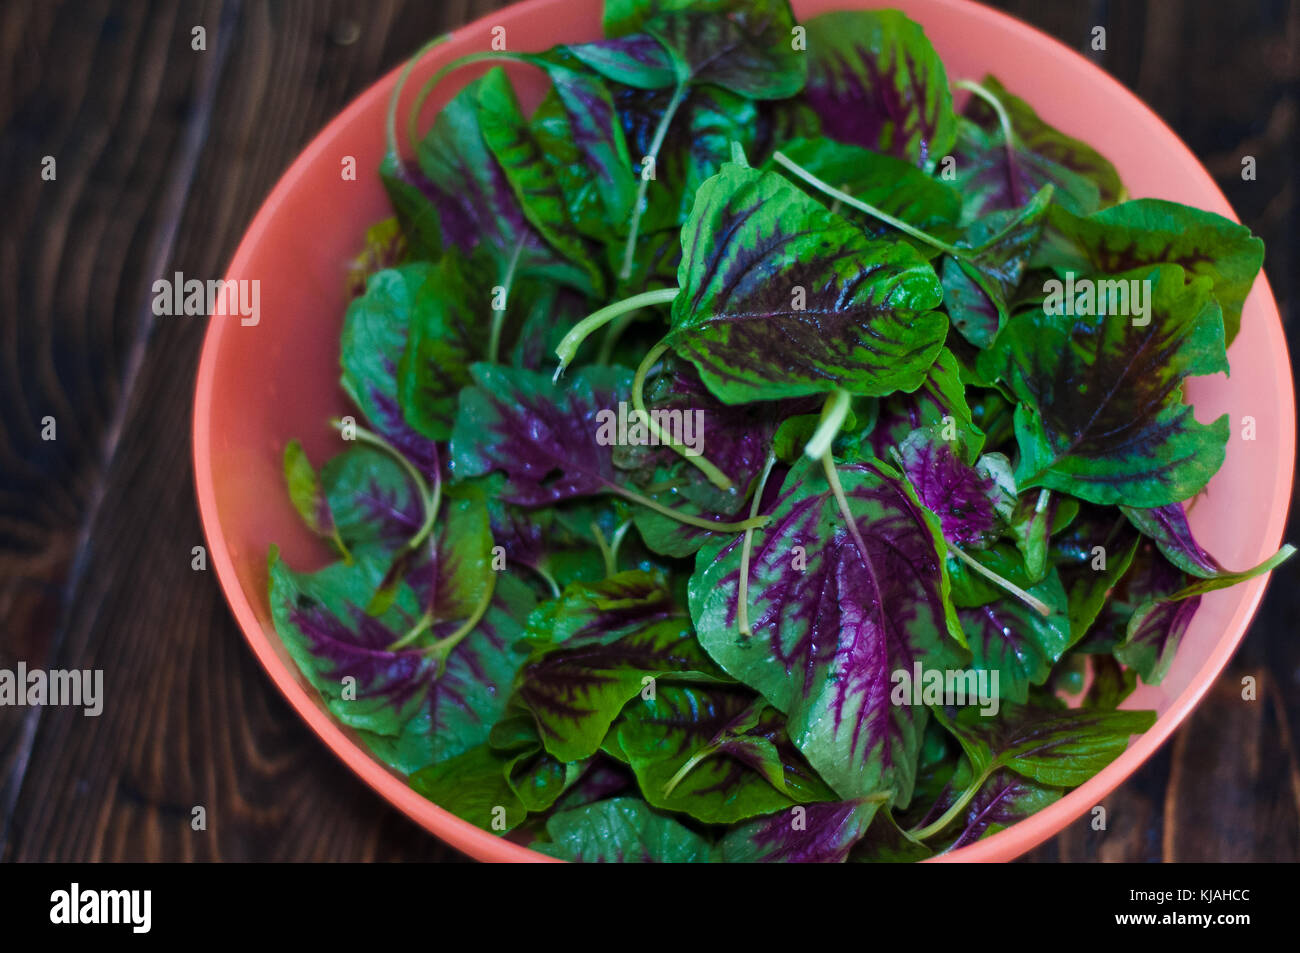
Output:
[193, 0, 1294, 862]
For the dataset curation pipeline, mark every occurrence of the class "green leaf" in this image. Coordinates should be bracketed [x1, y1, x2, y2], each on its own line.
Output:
[770, 137, 961, 246]
[1007, 490, 1079, 582]
[1083, 656, 1138, 709]
[618, 84, 769, 234]
[602, 0, 804, 99]
[379, 155, 445, 263]
[1050, 508, 1142, 647]
[529, 65, 638, 238]
[319, 444, 421, 551]
[566, 34, 677, 90]
[642, 2, 806, 100]
[965, 76, 1123, 208]
[283, 440, 341, 549]
[959, 567, 1071, 703]
[945, 542, 1034, 608]
[408, 744, 528, 833]
[488, 709, 589, 813]
[920, 758, 1063, 851]
[414, 75, 596, 295]
[516, 570, 724, 762]
[476, 67, 605, 297]
[346, 217, 408, 298]
[942, 186, 1053, 349]
[535, 797, 713, 862]
[982, 264, 1230, 507]
[615, 684, 836, 823]
[396, 251, 492, 442]
[1035, 199, 1264, 344]
[668, 162, 947, 403]
[340, 263, 433, 436]
[480, 485, 608, 594]
[933, 702, 1156, 787]
[849, 809, 934, 862]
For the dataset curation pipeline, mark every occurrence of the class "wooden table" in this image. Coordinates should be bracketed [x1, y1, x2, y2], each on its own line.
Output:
[1, 0, 1296, 862]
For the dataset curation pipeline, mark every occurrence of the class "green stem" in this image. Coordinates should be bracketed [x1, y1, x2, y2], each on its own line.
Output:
[329, 526, 354, 566]
[488, 238, 525, 365]
[611, 486, 767, 534]
[954, 79, 1019, 204]
[620, 80, 689, 281]
[332, 419, 441, 554]
[910, 763, 993, 840]
[955, 79, 1017, 151]
[1033, 487, 1050, 516]
[772, 151, 965, 257]
[821, 447, 873, 567]
[591, 520, 618, 578]
[422, 572, 498, 670]
[386, 610, 435, 652]
[609, 520, 632, 569]
[386, 35, 449, 158]
[530, 563, 561, 599]
[1029, 488, 1051, 540]
[553, 287, 680, 380]
[737, 452, 777, 638]
[405, 50, 519, 153]
[633, 340, 734, 491]
[1164, 543, 1297, 601]
[662, 744, 720, 797]
[950, 544, 1052, 617]
[804, 388, 852, 460]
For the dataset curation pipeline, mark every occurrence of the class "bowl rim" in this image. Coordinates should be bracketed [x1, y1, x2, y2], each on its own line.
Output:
[193, 0, 1295, 863]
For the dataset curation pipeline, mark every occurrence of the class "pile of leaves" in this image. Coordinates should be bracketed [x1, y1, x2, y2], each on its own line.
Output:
[269, 0, 1292, 862]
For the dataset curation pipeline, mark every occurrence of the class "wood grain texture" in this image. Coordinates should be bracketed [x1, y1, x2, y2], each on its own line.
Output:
[0, 0, 1295, 863]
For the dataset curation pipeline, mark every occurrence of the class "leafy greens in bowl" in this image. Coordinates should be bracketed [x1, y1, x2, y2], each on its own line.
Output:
[264, 0, 1292, 862]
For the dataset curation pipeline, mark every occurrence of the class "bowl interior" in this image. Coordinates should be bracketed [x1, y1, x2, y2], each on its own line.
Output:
[193, 0, 1294, 862]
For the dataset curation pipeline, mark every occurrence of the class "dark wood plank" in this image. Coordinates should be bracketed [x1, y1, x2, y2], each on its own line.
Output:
[0, 0, 511, 863]
[0, 0, 229, 855]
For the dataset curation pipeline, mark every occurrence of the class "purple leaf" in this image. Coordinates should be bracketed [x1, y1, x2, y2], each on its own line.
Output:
[413, 76, 596, 294]
[1120, 502, 1224, 578]
[927, 764, 1061, 850]
[898, 429, 1012, 548]
[268, 547, 536, 775]
[1110, 547, 1202, 685]
[320, 445, 422, 548]
[690, 457, 968, 804]
[616, 357, 815, 558]
[717, 799, 883, 862]
[962, 75, 1122, 209]
[867, 348, 979, 462]
[802, 10, 956, 170]
[566, 35, 677, 89]
[450, 363, 633, 507]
